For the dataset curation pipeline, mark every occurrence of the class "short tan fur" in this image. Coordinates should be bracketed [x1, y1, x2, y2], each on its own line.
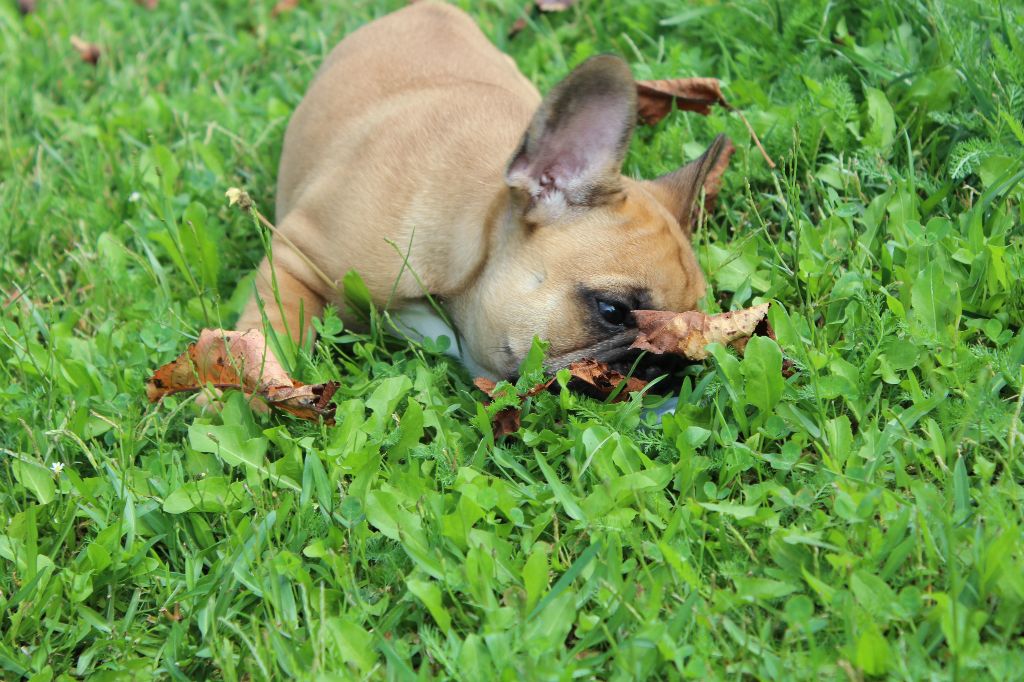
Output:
[237, 1, 728, 378]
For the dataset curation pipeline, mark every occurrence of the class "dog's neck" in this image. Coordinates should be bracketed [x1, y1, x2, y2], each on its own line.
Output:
[441, 184, 535, 371]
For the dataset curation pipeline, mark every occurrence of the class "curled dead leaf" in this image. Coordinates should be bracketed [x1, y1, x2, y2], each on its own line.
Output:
[491, 407, 521, 439]
[473, 375, 555, 439]
[473, 377, 499, 396]
[473, 376, 555, 400]
[146, 328, 337, 423]
[635, 78, 727, 126]
[631, 303, 771, 361]
[70, 36, 101, 65]
[636, 76, 776, 167]
[565, 358, 647, 401]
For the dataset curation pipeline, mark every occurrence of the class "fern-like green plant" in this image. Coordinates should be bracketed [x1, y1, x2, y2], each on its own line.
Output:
[948, 138, 1000, 180]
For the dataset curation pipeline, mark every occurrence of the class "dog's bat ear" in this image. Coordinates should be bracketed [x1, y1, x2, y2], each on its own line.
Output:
[506, 54, 636, 214]
[646, 135, 733, 238]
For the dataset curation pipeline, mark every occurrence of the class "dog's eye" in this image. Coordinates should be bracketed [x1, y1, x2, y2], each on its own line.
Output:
[596, 299, 631, 326]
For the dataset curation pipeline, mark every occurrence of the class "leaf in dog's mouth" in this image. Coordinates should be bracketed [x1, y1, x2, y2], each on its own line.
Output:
[473, 307, 785, 438]
[630, 303, 788, 368]
[146, 329, 337, 423]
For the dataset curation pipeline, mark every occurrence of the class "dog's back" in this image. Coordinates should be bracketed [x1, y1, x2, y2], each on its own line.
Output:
[268, 1, 540, 311]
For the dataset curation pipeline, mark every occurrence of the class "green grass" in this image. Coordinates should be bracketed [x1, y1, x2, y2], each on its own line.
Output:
[2, 0, 1024, 678]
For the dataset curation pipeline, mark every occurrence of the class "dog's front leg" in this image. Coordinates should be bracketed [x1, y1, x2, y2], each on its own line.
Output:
[197, 245, 326, 414]
[236, 250, 325, 346]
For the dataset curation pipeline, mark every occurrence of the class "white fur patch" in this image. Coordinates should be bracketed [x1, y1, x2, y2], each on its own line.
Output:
[392, 302, 495, 379]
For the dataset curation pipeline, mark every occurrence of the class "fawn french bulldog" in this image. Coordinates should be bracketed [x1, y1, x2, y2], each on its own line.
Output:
[236, 0, 729, 379]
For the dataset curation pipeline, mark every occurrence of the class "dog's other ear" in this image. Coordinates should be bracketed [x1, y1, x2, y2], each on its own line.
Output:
[506, 55, 636, 216]
[647, 134, 733, 238]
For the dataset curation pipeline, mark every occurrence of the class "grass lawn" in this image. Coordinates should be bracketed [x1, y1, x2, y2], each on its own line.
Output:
[3, 0, 1024, 678]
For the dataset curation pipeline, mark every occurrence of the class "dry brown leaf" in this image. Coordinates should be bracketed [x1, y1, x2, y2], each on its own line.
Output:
[636, 77, 776, 167]
[635, 78, 727, 126]
[474, 376, 555, 400]
[146, 328, 337, 423]
[271, 0, 299, 17]
[491, 406, 522, 439]
[473, 375, 556, 438]
[524, 377, 556, 397]
[631, 303, 771, 361]
[565, 358, 648, 401]
[474, 378, 523, 439]
[70, 36, 101, 65]
[473, 377, 499, 396]
[17, 0, 37, 14]
[472, 359, 644, 437]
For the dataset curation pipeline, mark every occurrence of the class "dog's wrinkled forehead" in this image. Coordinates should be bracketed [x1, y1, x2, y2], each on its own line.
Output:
[529, 182, 702, 309]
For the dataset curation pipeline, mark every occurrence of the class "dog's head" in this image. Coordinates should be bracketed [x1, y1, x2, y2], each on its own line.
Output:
[456, 55, 730, 378]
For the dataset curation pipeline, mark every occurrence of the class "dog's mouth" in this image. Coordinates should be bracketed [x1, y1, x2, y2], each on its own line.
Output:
[541, 331, 688, 394]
